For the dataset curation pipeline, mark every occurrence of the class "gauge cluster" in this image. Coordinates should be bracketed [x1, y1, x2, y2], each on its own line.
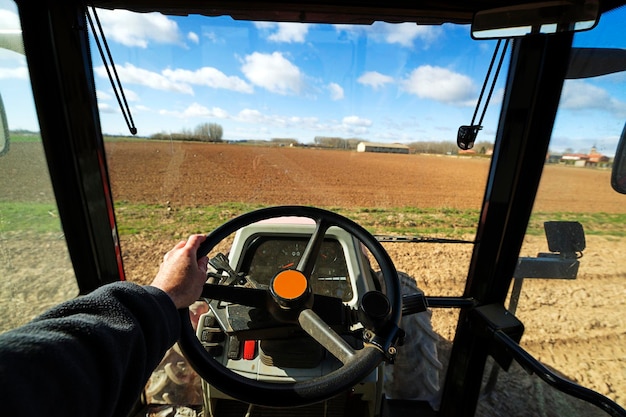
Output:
[238, 236, 353, 301]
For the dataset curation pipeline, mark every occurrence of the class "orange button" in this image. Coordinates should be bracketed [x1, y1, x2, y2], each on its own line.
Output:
[272, 269, 308, 300]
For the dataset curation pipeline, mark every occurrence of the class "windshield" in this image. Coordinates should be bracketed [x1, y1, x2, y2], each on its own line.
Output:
[95, 14, 504, 302]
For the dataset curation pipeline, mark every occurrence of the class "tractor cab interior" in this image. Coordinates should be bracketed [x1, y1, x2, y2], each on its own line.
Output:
[1, 0, 625, 416]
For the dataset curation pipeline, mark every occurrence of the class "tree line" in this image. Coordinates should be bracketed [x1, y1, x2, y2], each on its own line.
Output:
[150, 122, 223, 142]
[147, 126, 493, 155]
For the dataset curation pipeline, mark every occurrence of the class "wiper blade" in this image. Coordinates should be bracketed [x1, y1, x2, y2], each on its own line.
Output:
[374, 235, 474, 244]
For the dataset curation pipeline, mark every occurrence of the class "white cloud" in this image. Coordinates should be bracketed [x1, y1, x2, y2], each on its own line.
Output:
[255, 22, 311, 43]
[0, 65, 27, 79]
[241, 52, 303, 95]
[234, 108, 320, 130]
[204, 32, 220, 43]
[95, 63, 254, 95]
[561, 81, 609, 109]
[0, 9, 20, 30]
[342, 115, 372, 127]
[357, 71, 394, 89]
[163, 67, 253, 93]
[183, 103, 229, 118]
[561, 80, 626, 117]
[95, 63, 194, 95]
[96, 90, 112, 100]
[94, 9, 183, 48]
[98, 88, 139, 102]
[187, 32, 199, 44]
[335, 116, 372, 135]
[236, 108, 266, 124]
[97, 102, 115, 114]
[335, 22, 440, 48]
[160, 102, 229, 119]
[380, 23, 439, 48]
[401, 65, 475, 104]
[328, 83, 344, 100]
[122, 89, 140, 102]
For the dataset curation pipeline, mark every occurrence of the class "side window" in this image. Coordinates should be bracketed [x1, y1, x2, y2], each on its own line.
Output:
[0, 1, 78, 333]
[480, 6, 626, 410]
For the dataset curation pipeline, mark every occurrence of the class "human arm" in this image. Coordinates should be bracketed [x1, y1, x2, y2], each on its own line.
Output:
[0, 235, 208, 417]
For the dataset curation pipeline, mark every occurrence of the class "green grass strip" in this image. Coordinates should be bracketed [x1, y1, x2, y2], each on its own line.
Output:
[0, 202, 64, 234]
[3, 201, 625, 239]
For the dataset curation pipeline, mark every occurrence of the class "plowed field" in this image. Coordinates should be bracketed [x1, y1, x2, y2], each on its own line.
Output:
[104, 141, 624, 213]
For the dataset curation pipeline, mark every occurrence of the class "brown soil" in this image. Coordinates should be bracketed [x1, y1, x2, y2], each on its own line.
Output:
[1, 141, 624, 413]
[103, 140, 625, 213]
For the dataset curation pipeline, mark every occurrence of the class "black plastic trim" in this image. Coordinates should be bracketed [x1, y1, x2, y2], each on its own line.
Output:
[16, 1, 124, 293]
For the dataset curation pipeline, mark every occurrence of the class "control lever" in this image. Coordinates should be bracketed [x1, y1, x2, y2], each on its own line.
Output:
[208, 253, 259, 288]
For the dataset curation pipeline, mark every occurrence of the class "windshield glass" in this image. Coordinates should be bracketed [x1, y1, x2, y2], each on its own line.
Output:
[95, 15, 503, 293]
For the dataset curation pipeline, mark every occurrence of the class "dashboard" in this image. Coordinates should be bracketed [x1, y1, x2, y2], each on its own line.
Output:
[238, 235, 354, 301]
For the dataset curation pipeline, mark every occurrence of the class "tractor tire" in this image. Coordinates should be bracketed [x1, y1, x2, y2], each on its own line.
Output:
[378, 271, 443, 411]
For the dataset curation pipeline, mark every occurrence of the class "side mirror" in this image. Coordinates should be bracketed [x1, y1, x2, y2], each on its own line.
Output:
[472, 0, 600, 39]
[611, 123, 626, 194]
[0, 92, 9, 156]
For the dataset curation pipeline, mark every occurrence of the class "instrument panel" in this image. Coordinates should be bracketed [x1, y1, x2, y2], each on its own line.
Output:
[238, 236, 353, 301]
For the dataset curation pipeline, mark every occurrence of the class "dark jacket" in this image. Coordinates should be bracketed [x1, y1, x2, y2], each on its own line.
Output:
[0, 282, 179, 417]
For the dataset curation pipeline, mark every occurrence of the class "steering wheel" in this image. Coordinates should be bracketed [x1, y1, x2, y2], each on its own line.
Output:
[178, 206, 402, 407]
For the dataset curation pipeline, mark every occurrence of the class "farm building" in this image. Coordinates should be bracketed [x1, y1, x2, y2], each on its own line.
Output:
[356, 142, 410, 154]
[547, 145, 611, 167]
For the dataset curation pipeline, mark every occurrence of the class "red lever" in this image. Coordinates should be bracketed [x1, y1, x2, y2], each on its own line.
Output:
[243, 340, 256, 360]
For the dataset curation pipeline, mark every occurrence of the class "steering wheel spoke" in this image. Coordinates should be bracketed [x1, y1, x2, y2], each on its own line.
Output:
[297, 217, 331, 277]
[201, 283, 267, 308]
[298, 308, 356, 364]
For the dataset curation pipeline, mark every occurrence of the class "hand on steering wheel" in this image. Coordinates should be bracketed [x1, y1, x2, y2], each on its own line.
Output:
[177, 206, 402, 407]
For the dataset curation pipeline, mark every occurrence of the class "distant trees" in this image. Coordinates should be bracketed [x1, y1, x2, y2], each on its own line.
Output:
[150, 122, 223, 142]
[147, 126, 496, 156]
[408, 141, 458, 155]
[408, 140, 493, 155]
[195, 122, 223, 141]
[270, 138, 299, 147]
[314, 136, 361, 149]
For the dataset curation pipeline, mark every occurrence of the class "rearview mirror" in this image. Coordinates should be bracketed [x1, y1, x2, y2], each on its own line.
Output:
[472, 0, 600, 39]
[611, 123, 626, 194]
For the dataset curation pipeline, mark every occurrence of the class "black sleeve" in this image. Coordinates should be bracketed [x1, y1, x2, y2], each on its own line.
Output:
[0, 281, 180, 417]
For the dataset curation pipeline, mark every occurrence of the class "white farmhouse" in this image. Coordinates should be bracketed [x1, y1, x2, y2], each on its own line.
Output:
[356, 142, 410, 154]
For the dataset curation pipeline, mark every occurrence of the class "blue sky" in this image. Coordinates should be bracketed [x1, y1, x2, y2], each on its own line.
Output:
[0, 0, 625, 154]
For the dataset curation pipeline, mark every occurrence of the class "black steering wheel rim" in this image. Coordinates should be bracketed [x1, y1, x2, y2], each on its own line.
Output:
[178, 205, 401, 407]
